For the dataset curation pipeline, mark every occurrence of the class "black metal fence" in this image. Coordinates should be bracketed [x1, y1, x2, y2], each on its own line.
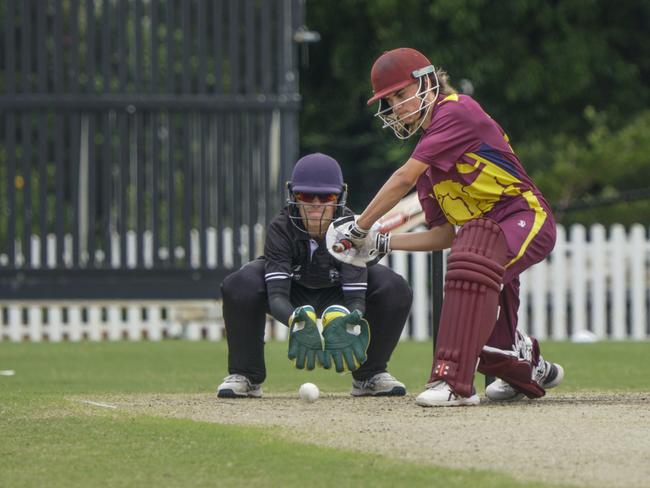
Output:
[0, 0, 304, 299]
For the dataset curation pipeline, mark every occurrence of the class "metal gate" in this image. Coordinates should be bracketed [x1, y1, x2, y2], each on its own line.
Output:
[0, 0, 304, 299]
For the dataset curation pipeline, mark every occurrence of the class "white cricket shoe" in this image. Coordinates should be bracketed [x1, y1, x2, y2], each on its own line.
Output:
[351, 372, 406, 396]
[485, 360, 564, 402]
[217, 374, 263, 398]
[415, 380, 480, 407]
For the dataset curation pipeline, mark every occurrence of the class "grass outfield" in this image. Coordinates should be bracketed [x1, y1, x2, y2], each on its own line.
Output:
[1, 340, 648, 487]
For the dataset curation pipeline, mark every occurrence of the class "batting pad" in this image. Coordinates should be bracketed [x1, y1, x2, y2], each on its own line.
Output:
[429, 218, 508, 397]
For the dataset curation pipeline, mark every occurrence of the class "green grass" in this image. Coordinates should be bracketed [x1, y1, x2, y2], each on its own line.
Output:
[1, 340, 648, 487]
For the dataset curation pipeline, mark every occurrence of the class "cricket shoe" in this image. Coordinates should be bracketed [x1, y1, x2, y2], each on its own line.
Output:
[485, 360, 564, 402]
[217, 374, 263, 398]
[351, 372, 406, 397]
[415, 380, 480, 407]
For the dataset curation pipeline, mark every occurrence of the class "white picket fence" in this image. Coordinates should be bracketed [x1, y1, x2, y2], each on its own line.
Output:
[1, 223, 648, 342]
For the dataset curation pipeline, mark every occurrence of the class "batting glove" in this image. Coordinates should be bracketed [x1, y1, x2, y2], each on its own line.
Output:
[320, 305, 371, 373]
[332, 216, 370, 249]
[370, 232, 391, 258]
[287, 305, 324, 370]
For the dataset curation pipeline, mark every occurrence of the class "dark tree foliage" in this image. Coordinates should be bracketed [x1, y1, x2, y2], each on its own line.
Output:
[301, 0, 650, 223]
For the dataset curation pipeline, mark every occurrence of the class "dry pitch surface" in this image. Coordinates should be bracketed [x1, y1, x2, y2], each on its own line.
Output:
[87, 392, 650, 488]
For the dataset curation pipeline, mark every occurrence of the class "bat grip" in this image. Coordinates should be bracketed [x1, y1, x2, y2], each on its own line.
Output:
[332, 239, 353, 253]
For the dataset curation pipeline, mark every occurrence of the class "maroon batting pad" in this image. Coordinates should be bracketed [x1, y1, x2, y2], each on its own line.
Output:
[429, 219, 508, 397]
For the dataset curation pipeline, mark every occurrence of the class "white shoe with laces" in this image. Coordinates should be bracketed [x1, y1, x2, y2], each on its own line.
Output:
[351, 372, 406, 396]
[486, 360, 564, 402]
[415, 380, 480, 407]
[217, 374, 263, 398]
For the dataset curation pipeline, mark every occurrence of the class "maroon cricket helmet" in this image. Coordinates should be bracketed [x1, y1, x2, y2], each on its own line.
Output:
[367, 48, 434, 105]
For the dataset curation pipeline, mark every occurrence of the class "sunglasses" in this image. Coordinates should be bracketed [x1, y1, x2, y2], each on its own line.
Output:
[294, 192, 338, 203]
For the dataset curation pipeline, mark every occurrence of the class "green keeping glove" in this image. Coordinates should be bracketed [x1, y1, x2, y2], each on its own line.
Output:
[321, 305, 371, 373]
[287, 305, 323, 370]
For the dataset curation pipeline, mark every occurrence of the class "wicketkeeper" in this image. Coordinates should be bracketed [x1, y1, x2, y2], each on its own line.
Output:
[217, 153, 412, 398]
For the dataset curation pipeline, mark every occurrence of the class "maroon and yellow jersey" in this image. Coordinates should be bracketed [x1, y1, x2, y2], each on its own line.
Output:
[412, 94, 553, 267]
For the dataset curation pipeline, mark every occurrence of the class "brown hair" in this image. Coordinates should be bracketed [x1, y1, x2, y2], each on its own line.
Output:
[434, 68, 456, 96]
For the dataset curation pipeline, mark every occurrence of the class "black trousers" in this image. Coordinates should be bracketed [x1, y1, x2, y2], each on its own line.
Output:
[221, 259, 413, 383]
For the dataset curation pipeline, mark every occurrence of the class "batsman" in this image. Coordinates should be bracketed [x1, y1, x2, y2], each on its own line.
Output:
[217, 153, 412, 398]
[329, 48, 564, 407]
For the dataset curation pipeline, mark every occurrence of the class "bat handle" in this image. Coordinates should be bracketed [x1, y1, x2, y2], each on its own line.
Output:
[332, 239, 353, 253]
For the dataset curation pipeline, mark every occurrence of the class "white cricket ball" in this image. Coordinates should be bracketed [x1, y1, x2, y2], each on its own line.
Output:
[298, 382, 319, 403]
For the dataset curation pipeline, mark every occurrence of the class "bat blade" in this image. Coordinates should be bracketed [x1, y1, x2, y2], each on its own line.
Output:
[377, 204, 422, 233]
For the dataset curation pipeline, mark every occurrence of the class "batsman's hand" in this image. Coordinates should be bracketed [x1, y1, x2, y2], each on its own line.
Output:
[368, 232, 391, 262]
[320, 305, 370, 373]
[329, 216, 370, 252]
[287, 305, 324, 370]
[326, 217, 386, 267]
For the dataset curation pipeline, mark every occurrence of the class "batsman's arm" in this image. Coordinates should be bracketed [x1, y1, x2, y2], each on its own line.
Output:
[356, 158, 429, 230]
[389, 222, 455, 252]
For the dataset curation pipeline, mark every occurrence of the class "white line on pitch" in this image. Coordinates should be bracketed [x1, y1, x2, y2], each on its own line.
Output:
[79, 400, 118, 409]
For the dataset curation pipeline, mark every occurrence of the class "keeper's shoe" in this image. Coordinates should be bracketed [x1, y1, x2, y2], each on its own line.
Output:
[217, 374, 263, 398]
[415, 380, 480, 407]
[485, 360, 564, 402]
[351, 372, 406, 397]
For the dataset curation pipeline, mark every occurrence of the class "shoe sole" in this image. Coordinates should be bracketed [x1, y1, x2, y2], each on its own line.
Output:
[415, 394, 480, 407]
[350, 386, 407, 397]
[217, 389, 262, 399]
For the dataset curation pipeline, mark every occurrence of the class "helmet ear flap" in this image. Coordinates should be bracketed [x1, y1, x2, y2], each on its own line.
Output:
[333, 183, 348, 219]
[285, 181, 294, 206]
[338, 183, 348, 206]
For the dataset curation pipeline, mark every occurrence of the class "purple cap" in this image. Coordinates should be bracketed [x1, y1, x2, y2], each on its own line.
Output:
[290, 153, 344, 194]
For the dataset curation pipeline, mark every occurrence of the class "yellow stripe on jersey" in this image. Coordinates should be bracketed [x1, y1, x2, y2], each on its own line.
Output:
[505, 190, 547, 268]
[431, 151, 547, 267]
[432, 152, 520, 225]
[439, 93, 459, 104]
[467, 152, 547, 267]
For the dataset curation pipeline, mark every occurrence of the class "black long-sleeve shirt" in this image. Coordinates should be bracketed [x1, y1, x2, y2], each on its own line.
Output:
[264, 208, 367, 324]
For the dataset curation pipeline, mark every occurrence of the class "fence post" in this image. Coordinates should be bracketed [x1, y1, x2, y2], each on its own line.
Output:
[629, 224, 647, 340]
[610, 225, 627, 339]
[570, 224, 587, 339]
[590, 224, 607, 339]
[551, 225, 567, 340]
[531, 258, 548, 340]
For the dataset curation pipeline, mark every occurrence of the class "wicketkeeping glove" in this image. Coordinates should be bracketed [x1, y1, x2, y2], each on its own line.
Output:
[320, 305, 371, 373]
[287, 305, 324, 370]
